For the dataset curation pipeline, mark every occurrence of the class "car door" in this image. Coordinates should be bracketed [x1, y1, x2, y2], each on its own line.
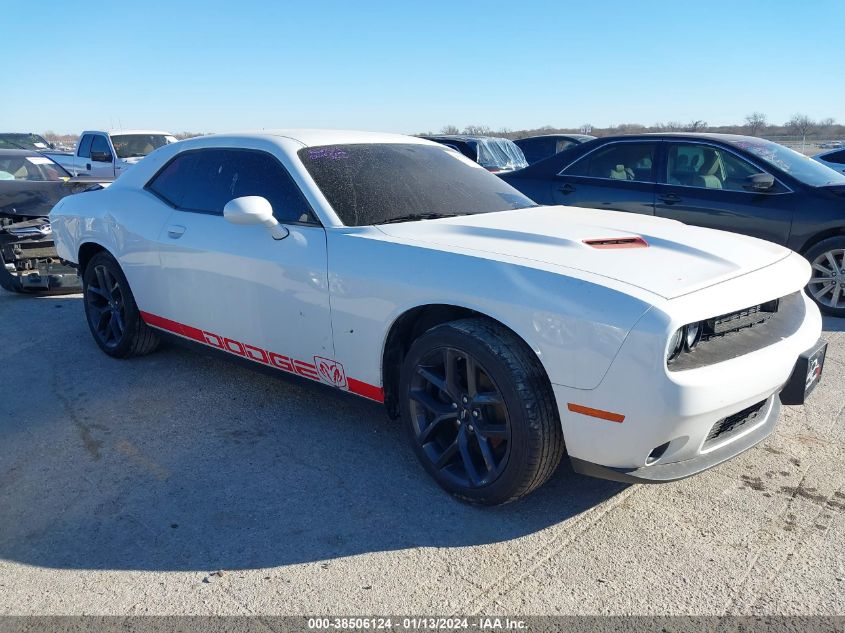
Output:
[74, 134, 94, 176]
[88, 134, 115, 179]
[551, 140, 658, 215]
[655, 141, 795, 245]
[152, 147, 335, 377]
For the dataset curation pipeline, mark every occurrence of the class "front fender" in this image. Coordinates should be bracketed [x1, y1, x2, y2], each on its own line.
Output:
[327, 232, 652, 390]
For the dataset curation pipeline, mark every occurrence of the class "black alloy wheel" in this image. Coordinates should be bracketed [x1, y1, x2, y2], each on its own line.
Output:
[409, 346, 511, 489]
[82, 251, 159, 358]
[85, 263, 127, 349]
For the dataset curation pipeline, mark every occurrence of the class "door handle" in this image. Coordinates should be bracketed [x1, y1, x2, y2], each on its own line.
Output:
[167, 225, 186, 239]
[659, 194, 682, 205]
[558, 183, 576, 195]
[86, 163, 91, 171]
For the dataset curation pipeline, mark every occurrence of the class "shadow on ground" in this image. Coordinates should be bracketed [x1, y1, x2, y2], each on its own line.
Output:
[0, 294, 625, 572]
[822, 315, 845, 332]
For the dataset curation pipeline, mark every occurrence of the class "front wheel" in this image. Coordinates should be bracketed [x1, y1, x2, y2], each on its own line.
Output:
[399, 318, 564, 505]
[804, 237, 845, 318]
[82, 251, 159, 358]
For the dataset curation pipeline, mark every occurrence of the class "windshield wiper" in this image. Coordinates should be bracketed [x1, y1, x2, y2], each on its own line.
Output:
[375, 213, 459, 225]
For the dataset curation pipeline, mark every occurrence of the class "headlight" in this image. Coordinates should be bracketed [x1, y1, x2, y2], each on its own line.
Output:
[667, 321, 704, 364]
[667, 328, 684, 362]
[684, 321, 702, 351]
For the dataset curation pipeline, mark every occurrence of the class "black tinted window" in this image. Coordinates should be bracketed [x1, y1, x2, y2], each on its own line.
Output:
[516, 138, 555, 164]
[824, 150, 845, 164]
[298, 143, 536, 226]
[77, 134, 93, 158]
[90, 135, 111, 158]
[147, 152, 197, 207]
[565, 142, 657, 181]
[150, 149, 315, 223]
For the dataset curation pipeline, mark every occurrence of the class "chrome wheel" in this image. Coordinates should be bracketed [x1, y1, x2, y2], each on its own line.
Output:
[408, 346, 510, 489]
[809, 249, 845, 309]
[85, 264, 126, 349]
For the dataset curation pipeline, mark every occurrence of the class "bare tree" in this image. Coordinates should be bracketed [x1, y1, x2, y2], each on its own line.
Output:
[786, 113, 815, 150]
[819, 117, 836, 129]
[685, 120, 708, 132]
[439, 125, 460, 135]
[664, 121, 685, 131]
[462, 125, 493, 135]
[744, 112, 767, 136]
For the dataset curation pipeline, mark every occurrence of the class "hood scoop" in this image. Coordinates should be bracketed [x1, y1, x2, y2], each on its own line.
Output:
[583, 237, 648, 249]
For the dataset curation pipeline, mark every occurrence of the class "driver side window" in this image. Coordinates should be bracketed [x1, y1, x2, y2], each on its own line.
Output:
[666, 143, 760, 192]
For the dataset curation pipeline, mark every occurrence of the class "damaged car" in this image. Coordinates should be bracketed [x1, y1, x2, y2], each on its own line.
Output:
[0, 149, 105, 293]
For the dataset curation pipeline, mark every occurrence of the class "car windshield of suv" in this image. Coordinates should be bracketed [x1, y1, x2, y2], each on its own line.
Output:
[0, 133, 51, 151]
[0, 155, 69, 181]
[474, 138, 529, 171]
[727, 137, 845, 187]
[111, 134, 174, 159]
[298, 143, 537, 226]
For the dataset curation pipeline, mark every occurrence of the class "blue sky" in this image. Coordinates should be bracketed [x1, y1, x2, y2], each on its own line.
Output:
[6, 0, 843, 134]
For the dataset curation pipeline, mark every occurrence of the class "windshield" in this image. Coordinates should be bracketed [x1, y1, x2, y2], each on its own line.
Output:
[0, 155, 69, 181]
[110, 134, 174, 159]
[474, 138, 529, 171]
[0, 133, 52, 151]
[727, 137, 845, 187]
[298, 143, 537, 226]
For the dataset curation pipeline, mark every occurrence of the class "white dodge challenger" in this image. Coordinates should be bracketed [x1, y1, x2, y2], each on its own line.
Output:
[49, 130, 826, 504]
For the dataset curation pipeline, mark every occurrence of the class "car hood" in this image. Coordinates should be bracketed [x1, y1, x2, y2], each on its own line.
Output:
[374, 206, 791, 300]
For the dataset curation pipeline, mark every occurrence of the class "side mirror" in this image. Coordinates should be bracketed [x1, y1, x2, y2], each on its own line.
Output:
[90, 150, 112, 163]
[223, 196, 289, 240]
[744, 172, 775, 192]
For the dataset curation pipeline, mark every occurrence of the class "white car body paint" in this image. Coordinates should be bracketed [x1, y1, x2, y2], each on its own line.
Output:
[49, 130, 823, 478]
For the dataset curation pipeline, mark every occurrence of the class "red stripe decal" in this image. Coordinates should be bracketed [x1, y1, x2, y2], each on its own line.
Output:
[139, 311, 384, 403]
[348, 378, 385, 403]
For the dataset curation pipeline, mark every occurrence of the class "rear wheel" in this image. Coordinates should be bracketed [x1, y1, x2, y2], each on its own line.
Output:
[82, 251, 159, 358]
[805, 237, 845, 317]
[399, 318, 564, 505]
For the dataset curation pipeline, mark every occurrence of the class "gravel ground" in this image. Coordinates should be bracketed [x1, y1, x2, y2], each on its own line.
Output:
[0, 290, 843, 616]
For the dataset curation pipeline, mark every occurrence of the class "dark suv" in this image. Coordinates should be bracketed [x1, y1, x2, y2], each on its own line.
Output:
[500, 133, 845, 317]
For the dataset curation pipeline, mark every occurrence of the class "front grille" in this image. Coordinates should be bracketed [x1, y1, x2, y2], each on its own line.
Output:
[704, 399, 768, 448]
[669, 292, 803, 372]
[702, 298, 780, 341]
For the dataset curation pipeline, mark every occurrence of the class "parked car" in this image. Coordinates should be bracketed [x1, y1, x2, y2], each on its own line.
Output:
[0, 132, 54, 151]
[813, 148, 845, 174]
[514, 134, 595, 165]
[500, 133, 845, 317]
[44, 130, 178, 179]
[0, 150, 105, 293]
[50, 131, 823, 504]
[419, 135, 528, 172]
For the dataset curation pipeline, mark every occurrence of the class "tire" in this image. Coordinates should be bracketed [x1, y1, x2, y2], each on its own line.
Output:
[399, 317, 564, 505]
[804, 236, 845, 318]
[82, 251, 159, 358]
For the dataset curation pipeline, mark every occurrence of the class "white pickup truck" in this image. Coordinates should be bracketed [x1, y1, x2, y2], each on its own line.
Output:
[44, 130, 178, 179]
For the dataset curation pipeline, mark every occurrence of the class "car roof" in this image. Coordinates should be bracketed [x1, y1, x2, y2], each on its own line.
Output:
[516, 134, 595, 141]
[0, 148, 42, 157]
[590, 132, 769, 144]
[421, 134, 511, 142]
[183, 130, 436, 148]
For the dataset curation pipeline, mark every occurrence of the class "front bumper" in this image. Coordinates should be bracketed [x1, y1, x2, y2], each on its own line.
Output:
[554, 290, 823, 482]
[570, 395, 780, 483]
